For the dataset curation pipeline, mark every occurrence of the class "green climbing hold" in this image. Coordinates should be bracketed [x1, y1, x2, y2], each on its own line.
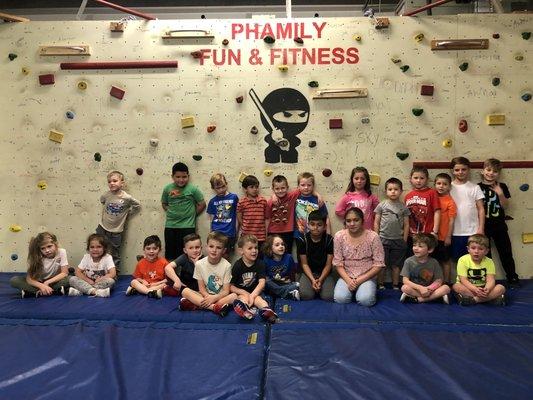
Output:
[264, 35, 275, 44]
[193, 155, 202, 161]
[522, 32, 531, 40]
[459, 62, 469, 71]
[8, 53, 17, 61]
[308, 81, 319, 88]
[396, 152, 409, 161]
[492, 77, 500, 86]
[412, 108, 424, 117]
[94, 152, 102, 162]
[400, 65, 409, 72]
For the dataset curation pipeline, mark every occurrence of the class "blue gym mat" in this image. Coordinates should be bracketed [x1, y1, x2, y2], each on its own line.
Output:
[265, 322, 533, 400]
[0, 318, 265, 400]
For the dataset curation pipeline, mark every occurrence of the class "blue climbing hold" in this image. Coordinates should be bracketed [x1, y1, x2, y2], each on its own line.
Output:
[521, 93, 531, 102]
[11, 254, 18, 261]
[519, 184, 529, 192]
[66, 110, 75, 119]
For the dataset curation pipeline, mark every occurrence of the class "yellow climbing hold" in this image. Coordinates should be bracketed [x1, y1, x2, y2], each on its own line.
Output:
[522, 232, 533, 244]
[77, 81, 88, 90]
[21, 67, 30, 75]
[264, 169, 273, 177]
[181, 116, 195, 128]
[49, 130, 64, 143]
[9, 225, 22, 232]
[278, 65, 289, 72]
[354, 34, 362, 42]
[369, 174, 381, 186]
[442, 139, 453, 148]
[486, 114, 505, 125]
[37, 180, 47, 190]
[414, 33, 424, 42]
[238, 172, 248, 183]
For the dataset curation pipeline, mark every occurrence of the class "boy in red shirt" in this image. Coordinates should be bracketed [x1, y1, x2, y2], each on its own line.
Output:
[237, 175, 267, 251]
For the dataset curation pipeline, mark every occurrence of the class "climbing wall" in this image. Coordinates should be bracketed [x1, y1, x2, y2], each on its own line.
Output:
[0, 14, 531, 276]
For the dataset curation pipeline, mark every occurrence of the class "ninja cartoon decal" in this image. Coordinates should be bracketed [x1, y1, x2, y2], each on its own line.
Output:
[249, 87, 310, 164]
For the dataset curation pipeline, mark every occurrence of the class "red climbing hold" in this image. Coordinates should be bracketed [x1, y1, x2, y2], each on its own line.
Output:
[322, 168, 332, 177]
[110, 86, 125, 100]
[39, 74, 55, 85]
[458, 119, 468, 133]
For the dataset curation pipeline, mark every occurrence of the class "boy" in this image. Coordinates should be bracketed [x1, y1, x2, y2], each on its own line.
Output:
[296, 210, 335, 300]
[206, 173, 239, 255]
[230, 235, 278, 322]
[161, 162, 206, 261]
[266, 175, 300, 252]
[163, 233, 202, 297]
[237, 175, 267, 249]
[374, 177, 410, 290]
[400, 233, 450, 304]
[96, 170, 140, 273]
[179, 232, 235, 316]
[479, 158, 520, 288]
[433, 173, 457, 284]
[126, 235, 167, 299]
[450, 156, 485, 260]
[404, 166, 441, 254]
[295, 172, 331, 240]
[453, 234, 506, 305]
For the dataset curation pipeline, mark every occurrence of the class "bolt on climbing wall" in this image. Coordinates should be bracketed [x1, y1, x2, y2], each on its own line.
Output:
[0, 14, 531, 276]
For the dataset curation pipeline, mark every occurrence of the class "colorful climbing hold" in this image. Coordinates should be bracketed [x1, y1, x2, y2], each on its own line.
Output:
[236, 96, 244, 103]
[329, 118, 343, 129]
[492, 77, 500, 86]
[308, 140, 317, 148]
[207, 125, 216, 133]
[519, 184, 530, 192]
[264, 35, 275, 44]
[400, 65, 409, 72]
[250, 126, 258, 134]
[354, 35, 362, 42]
[521, 93, 532, 102]
[442, 139, 453, 148]
[37, 180, 47, 190]
[414, 33, 424, 43]
[361, 117, 370, 124]
[94, 152, 102, 162]
[150, 138, 159, 147]
[110, 86, 125, 100]
[191, 51, 202, 59]
[375, 17, 390, 30]
[515, 54, 524, 61]
[8, 53, 17, 61]
[459, 62, 469, 71]
[10, 254, 18, 261]
[77, 81, 87, 90]
[66, 110, 75, 120]
[278, 65, 289, 72]
[492, 33, 500, 39]
[21, 67, 30, 75]
[9, 225, 22, 232]
[391, 57, 401, 64]
[181, 116, 195, 128]
[486, 114, 505, 125]
[48, 130, 64, 143]
[263, 169, 273, 177]
[222, 39, 229, 46]
[192, 155, 202, 161]
[308, 81, 319, 88]
[136, 168, 144, 176]
[294, 37, 304, 44]
[412, 108, 424, 117]
[420, 85, 434, 96]
[39, 74, 55, 85]
[396, 152, 409, 161]
[458, 119, 468, 133]
[322, 168, 332, 177]
[522, 32, 531, 40]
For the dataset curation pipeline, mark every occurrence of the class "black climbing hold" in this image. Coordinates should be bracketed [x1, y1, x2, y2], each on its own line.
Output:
[519, 184, 529, 192]
[94, 152, 102, 162]
[400, 65, 409, 72]
[459, 62, 469, 71]
[322, 169, 332, 177]
[308, 81, 319, 88]
[136, 168, 144, 175]
[522, 32, 531, 40]
[192, 155, 202, 161]
[308, 140, 317, 148]
[250, 126, 258, 134]
[412, 108, 424, 117]
[396, 152, 409, 161]
[492, 33, 500, 39]
[8, 53, 17, 61]
[294, 37, 304, 44]
[492, 77, 500, 86]
[264, 35, 275, 44]
[222, 39, 229, 46]
[11, 254, 18, 261]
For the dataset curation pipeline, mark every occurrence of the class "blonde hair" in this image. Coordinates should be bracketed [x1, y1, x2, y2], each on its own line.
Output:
[107, 170, 124, 181]
[27, 232, 58, 279]
[467, 234, 489, 249]
[297, 171, 315, 185]
[207, 231, 228, 248]
[237, 234, 258, 248]
[483, 158, 502, 172]
[210, 173, 227, 189]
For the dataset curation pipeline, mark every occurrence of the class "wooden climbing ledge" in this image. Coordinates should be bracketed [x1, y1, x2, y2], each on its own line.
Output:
[431, 39, 489, 51]
[162, 30, 214, 39]
[39, 45, 91, 56]
[312, 88, 368, 99]
[0, 11, 30, 22]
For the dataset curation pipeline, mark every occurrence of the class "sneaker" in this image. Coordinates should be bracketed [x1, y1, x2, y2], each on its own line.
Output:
[491, 294, 506, 306]
[68, 287, 82, 296]
[442, 294, 450, 305]
[147, 289, 162, 299]
[125, 286, 137, 296]
[455, 292, 476, 306]
[400, 293, 418, 303]
[393, 285, 401, 291]
[378, 284, 385, 290]
[179, 297, 199, 311]
[95, 288, 111, 298]
[289, 289, 300, 301]
[213, 303, 230, 317]
[260, 307, 278, 323]
[54, 286, 66, 296]
[233, 299, 254, 320]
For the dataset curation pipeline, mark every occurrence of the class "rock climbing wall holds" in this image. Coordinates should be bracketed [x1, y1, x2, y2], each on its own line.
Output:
[235, 96, 244, 103]
[11, 254, 18, 261]
[521, 93, 532, 102]
[522, 32, 531, 40]
[222, 39, 229, 46]
[39, 74, 55, 85]
[110, 86, 125, 100]
[375, 17, 390, 30]
[361, 117, 370, 124]
[65, 110, 75, 119]
[48, 130, 64, 143]
[308, 140, 317, 148]
[77, 81, 88, 90]
[459, 62, 469, 71]
[391, 57, 401, 64]
[192, 155, 202, 161]
[264, 169, 273, 177]
[191, 51, 202, 59]
[278, 65, 288, 72]
[250, 126, 258, 135]
[264, 35, 275, 44]
[149, 138, 159, 147]
[515, 54, 524, 61]
[9, 225, 22, 232]
[412, 108, 424, 117]
[354, 35, 362, 42]
[94, 152, 102, 162]
[21, 67, 30, 75]
[181, 116, 195, 128]
[414, 33, 424, 43]
[322, 168, 332, 177]
[396, 152, 409, 161]
[207, 125, 216, 133]
[486, 114, 505, 125]
[492, 77, 500, 86]
[400, 65, 409, 72]
[458, 119, 468, 133]
[492, 33, 500, 39]
[37, 180, 47, 190]
[442, 139, 453, 148]
[519, 184, 530, 192]
[420, 85, 434, 96]
[8, 53, 17, 61]
[294, 37, 304, 44]
[110, 22, 125, 32]
[136, 168, 144, 176]
[329, 118, 343, 129]
[308, 81, 319, 88]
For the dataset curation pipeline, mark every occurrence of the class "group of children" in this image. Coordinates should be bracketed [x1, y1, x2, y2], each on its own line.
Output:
[10, 156, 520, 314]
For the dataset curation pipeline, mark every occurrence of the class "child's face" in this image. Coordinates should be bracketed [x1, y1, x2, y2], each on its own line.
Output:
[482, 166, 500, 183]
[412, 242, 431, 258]
[244, 185, 259, 198]
[183, 239, 202, 261]
[452, 164, 469, 182]
[213, 181, 227, 196]
[467, 242, 489, 263]
[352, 172, 367, 191]
[240, 241, 258, 263]
[298, 178, 314, 196]
[172, 171, 189, 188]
[345, 211, 363, 234]
[272, 181, 288, 198]
[410, 172, 428, 190]
[89, 240, 105, 260]
[40, 240, 58, 259]
[308, 219, 326, 238]
[206, 239, 225, 263]
[108, 175, 124, 193]
[143, 243, 160, 262]
[385, 183, 402, 200]
[272, 237, 286, 256]
[434, 178, 451, 195]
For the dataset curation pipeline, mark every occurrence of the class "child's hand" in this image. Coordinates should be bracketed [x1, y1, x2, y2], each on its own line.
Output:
[201, 295, 216, 308]
[173, 282, 182, 292]
[39, 284, 53, 296]
[348, 278, 358, 291]
[492, 182, 504, 195]
[444, 237, 451, 246]
[420, 286, 431, 297]
[248, 294, 256, 306]
[475, 287, 487, 298]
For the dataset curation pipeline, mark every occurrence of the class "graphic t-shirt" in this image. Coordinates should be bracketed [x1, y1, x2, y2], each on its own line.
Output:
[294, 194, 328, 239]
[161, 183, 204, 229]
[478, 182, 510, 229]
[230, 258, 266, 292]
[456, 254, 496, 287]
[400, 256, 443, 286]
[133, 257, 168, 284]
[100, 190, 141, 233]
[335, 192, 379, 230]
[404, 187, 440, 234]
[193, 257, 232, 295]
[207, 192, 239, 237]
[78, 253, 115, 280]
[266, 189, 299, 234]
[263, 253, 296, 283]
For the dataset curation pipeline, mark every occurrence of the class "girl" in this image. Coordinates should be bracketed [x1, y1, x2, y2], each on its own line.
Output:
[262, 235, 300, 300]
[10, 232, 70, 298]
[335, 166, 379, 230]
[68, 233, 116, 297]
[333, 207, 385, 306]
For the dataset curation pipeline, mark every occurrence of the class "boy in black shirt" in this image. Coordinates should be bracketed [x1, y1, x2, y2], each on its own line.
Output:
[164, 233, 202, 296]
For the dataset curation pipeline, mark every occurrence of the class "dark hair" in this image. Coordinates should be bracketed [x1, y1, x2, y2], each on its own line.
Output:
[183, 233, 201, 246]
[308, 210, 327, 223]
[483, 158, 502, 172]
[237, 234, 258, 248]
[435, 173, 452, 184]
[172, 162, 189, 175]
[207, 231, 228, 248]
[451, 156, 470, 168]
[344, 207, 365, 222]
[144, 235, 162, 249]
[86, 233, 109, 254]
[410, 166, 429, 178]
[385, 177, 403, 190]
[242, 175, 259, 188]
[272, 175, 288, 186]
[412, 233, 437, 250]
[346, 166, 371, 195]
[262, 234, 284, 258]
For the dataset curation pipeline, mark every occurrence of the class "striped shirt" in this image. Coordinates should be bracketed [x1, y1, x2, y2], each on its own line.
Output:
[237, 196, 267, 241]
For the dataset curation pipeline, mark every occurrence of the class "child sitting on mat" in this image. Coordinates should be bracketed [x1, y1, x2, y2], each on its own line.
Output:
[263, 234, 300, 300]
[163, 233, 203, 296]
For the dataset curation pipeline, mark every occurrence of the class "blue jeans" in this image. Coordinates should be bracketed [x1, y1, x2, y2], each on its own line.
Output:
[266, 279, 299, 299]
[333, 278, 377, 307]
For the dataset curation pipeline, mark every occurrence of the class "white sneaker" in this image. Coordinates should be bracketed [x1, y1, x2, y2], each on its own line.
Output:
[95, 288, 110, 298]
[68, 287, 82, 296]
[442, 294, 450, 305]
[290, 289, 300, 301]
[400, 292, 407, 303]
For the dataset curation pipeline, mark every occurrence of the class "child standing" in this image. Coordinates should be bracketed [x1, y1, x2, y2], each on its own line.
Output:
[374, 177, 410, 290]
[336, 166, 379, 230]
[400, 233, 450, 304]
[450, 157, 485, 260]
[161, 162, 206, 261]
[295, 172, 330, 240]
[479, 158, 520, 287]
[163, 233, 202, 297]
[433, 173, 457, 284]
[237, 175, 267, 249]
[68, 233, 116, 297]
[263, 235, 300, 300]
[230, 235, 278, 322]
[266, 175, 300, 252]
[179, 232, 235, 316]
[206, 173, 239, 255]
[10, 232, 70, 298]
[96, 170, 140, 272]
[126, 235, 168, 299]
[296, 210, 335, 301]
[453, 234, 506, 305]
